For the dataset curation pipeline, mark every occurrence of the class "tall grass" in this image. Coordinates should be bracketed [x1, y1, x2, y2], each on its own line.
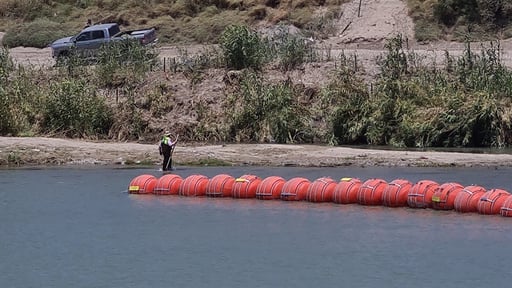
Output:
[43, 79, 112, 137]
[0, 48, 43, 135]
[2, 18, 74, 48]
[226, 71, 313, 143]
[327, 34, 512, 148]
[3, 23, 512, 148]
[219, 25, 267, 71]
[0, 0, 342, 46]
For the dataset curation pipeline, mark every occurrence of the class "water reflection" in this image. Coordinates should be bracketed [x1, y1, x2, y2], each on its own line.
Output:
[2, 167, 512, 288]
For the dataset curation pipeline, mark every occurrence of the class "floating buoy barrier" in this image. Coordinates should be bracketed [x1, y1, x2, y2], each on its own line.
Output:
[206, 174, 235, 197]
[357, 178, 387, 206]
[232, 175, 262, 199]
[281, 177, 310, 201]
[454, 185, 487, 213]
[154, 174, 182, 195]
[382, 179, 412, 207]
[431, 182, 464, 210]
[407, 180, 439, 209]
[332, 178, 362, 204]
[500, 195, 512, 217]
[256, 176, 286, 200]
[128, 174, 157, 194]
[306, 177, 337, 203]
[477, 189, 511, 215]
[179, 174, 209, 197]
[128, 173, 511, 217]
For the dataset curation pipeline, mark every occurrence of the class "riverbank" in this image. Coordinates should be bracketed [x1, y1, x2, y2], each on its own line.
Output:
[2, 136, 512, 168]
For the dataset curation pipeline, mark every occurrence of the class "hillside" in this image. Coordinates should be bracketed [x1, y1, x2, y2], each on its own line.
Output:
[2, 0, 512, 150]
[1, 0, 420, 139]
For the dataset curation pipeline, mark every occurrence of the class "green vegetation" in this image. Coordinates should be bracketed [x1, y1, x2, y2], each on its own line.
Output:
[1, 18, 74, 48]
[226, 71, 314, 143]
[2, 2, 512, 149]
[326, 35, 512, 148]
[407, 0, 512, 41]
[3, 25, 512, 148]
[219, 25, 267, 71]
[1, 0, 510, 46]
[0, 41, 158, 140]
[0, 0, 345, 48]
[43, 79, 112, 137]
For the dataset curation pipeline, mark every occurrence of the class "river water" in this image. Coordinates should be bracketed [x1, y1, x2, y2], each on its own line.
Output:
[1, 166, 511, 288]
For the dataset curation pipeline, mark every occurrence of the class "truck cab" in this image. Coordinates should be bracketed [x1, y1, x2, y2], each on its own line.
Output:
[70, 24, 121, 57]
[50, 23, 156, 58]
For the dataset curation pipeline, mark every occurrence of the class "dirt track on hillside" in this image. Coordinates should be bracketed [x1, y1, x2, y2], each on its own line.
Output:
[4, 0, 512, 70]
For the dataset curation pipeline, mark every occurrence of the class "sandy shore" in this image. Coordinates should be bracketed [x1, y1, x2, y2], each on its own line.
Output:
[2, 136, 512, 168]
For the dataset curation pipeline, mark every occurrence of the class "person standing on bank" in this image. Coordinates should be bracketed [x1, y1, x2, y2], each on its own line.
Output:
[84, 19, 92, 28]
[159, 131, 177, 171]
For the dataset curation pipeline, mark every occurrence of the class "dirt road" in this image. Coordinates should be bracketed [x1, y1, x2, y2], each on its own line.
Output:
[4, 0, 512, 69]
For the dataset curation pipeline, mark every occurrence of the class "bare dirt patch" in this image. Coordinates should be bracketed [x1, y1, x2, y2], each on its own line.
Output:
[2, 137, 512, 168]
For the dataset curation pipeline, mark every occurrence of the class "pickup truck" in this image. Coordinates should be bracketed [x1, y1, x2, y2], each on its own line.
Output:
[50, 23, 157, 58]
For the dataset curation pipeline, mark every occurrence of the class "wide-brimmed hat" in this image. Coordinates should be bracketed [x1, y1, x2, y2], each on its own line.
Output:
[164, 130, 171, 136]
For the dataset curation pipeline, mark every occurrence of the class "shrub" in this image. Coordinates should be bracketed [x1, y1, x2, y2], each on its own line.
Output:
[43, 79, 113, 137]
[0, 47, 14, 84]
[95, 39, 159, 88]
[0, 52, 43, 135]
[324, 62, 371, 145]
[267, 26, 316, 71]
[219, 25, 267, 70]
[0, 0, 50, 21]
[2, 18, 74, 48]
[226, 72, 312, 143]
[414, 19, 441, 42]
[108, 94, 149, 141]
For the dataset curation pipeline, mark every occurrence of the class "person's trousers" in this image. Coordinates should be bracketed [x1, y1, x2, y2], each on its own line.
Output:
[162, 153, 172, 171]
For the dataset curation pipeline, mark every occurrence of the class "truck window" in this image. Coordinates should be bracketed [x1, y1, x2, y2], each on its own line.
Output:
[76, 32, 92, 42]
[91, 30, 105, 40]
[108, 25, 121, 37]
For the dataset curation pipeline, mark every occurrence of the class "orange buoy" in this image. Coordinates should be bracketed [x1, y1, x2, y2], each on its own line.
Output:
[333, 177, 362, 204]
[280, 177, 311, 201]
[128, 174, 157, 194]
[306, 177, 337, 202]
[431, 182, 464, 210]
[232, 175, 262, 199]
[454, 185, 487, 213]
[407, 180, 439, 208]
[206, 174, 235, 197]
[382, 179, 412, 207]
[500, 195, 512, 217]
[477, 189, 510, 215]
[256, 176, 286, 200]
[357, 178, 388, 206]
[179, 174, 209, 197]
[153, 174, 183, 195]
